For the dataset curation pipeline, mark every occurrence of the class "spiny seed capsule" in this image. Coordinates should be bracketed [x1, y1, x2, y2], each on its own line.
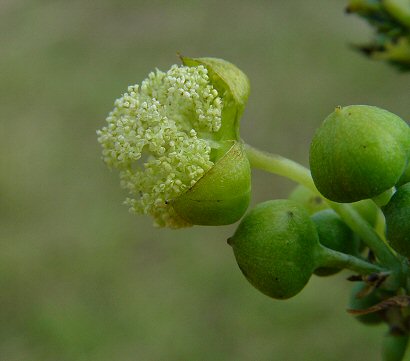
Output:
[310, 105, 410, 203]
[228, 200, 320, 300]
[312, 209, 359, 277]
[383, 183, 410, 257]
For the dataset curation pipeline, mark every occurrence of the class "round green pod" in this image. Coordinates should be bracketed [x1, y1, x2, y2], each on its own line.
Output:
[172, 141, 251, 226]
[349, 282, 384, 325]
[383, 183, 410, 257]
[288, 184, 328, 215]
[312, 209, 359, 276]
[397, 162, 410, 187]
[228, 200, 319, 300]
[288, 184, 379, 226]
[351, 199, 379, 228]
[382, 333, 409, 361]
[310, 105, 410, 203]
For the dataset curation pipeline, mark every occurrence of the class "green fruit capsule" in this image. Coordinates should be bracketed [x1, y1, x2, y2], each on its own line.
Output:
[351, 199, 379, 228]
[349, 282, 384, 325]
[382, 333, 409, 361]
[312, 209, 359, 277]
[288, 184, 328, 215]
[397, 162, 410, 187]
[310, 105, 410, 203]
[229, 200, 383, 300]
[288, 184, 379, 226]
[383, 183, 410, 257]
[228, 200, 320, 300]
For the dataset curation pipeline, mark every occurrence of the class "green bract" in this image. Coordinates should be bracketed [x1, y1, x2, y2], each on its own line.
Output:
[97, 57, 251, 228]
[228, 200, 320, 300]
[310, 105, 410, 203]
[171, 141, 251, 226]
[383, 183, 410, 257]
[312, 209, 358, 277]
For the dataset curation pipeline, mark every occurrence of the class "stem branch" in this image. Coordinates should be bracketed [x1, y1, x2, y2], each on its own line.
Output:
[244, 143, 402, 276]
[316, 245, 387, 275]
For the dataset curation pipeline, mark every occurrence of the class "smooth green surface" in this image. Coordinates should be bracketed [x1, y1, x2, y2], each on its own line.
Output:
[310, 105, 410, 202]
[172, 142, 251, 225]
[230, 200, 319, 299]
[3, 0, 410, 360]
[383, 183, 410, 257]
[382, 334, 409, 361]
[288, 184, 329, 214]
[312, 209, 358, 276]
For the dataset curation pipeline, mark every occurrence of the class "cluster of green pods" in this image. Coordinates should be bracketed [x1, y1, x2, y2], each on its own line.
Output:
[229, 105, 410, 305]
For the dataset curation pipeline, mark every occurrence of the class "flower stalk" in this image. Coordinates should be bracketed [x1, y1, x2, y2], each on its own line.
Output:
[244, 143, 403, 278]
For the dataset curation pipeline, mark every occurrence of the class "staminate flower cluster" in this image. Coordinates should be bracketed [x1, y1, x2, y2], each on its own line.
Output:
[97, 65, 223, 228]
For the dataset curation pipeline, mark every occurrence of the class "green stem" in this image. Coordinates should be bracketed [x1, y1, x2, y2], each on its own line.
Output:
[316, 245, 387, 275]
[244, 143, 402, 275]
[372, 187, 395, 207]
[244, 143, 315, 189]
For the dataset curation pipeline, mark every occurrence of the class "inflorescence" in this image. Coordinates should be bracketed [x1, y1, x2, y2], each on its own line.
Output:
[97, 65, 223, 228]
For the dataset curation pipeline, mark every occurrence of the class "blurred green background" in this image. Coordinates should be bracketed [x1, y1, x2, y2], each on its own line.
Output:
[1, 1, 409, 360]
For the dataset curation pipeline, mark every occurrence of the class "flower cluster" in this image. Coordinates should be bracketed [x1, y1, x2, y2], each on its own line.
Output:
[97, 65, 223, 228]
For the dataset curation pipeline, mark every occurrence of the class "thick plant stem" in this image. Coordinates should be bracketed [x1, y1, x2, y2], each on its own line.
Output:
[244, 144, 402, 276]
[316, 245, 387, 275]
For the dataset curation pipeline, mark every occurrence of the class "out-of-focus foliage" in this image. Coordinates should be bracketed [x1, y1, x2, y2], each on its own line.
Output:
[1, 1, 409, 360]
[347, 0, 410, 71]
